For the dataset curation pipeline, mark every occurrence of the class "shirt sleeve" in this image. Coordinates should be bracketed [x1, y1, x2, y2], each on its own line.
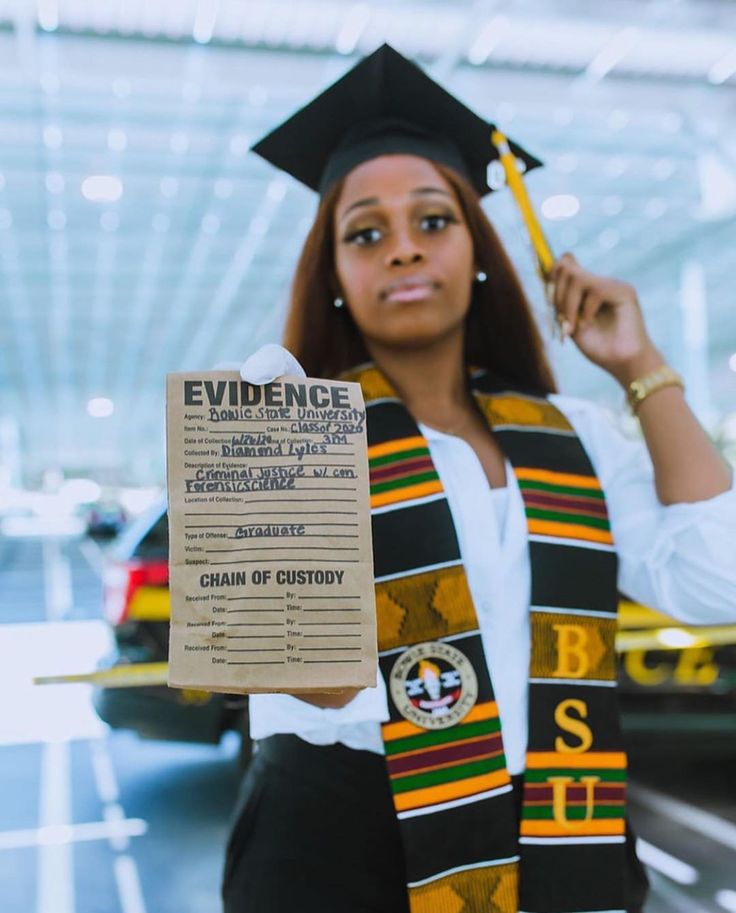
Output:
[550, 393, 736, 625]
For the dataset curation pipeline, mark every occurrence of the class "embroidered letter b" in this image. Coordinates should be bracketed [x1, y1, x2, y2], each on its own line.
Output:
[552, 624, 590, 678]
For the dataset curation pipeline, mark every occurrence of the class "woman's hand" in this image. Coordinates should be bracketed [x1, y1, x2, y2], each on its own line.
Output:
[549, 253, 663, 386]
[213, 343, 307, 382]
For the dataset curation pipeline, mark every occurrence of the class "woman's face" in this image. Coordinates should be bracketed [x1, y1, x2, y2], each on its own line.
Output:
[333, 154, 476, 352]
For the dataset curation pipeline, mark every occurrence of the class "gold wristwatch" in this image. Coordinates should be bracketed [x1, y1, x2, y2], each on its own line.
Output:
[627, 364, 684, 413]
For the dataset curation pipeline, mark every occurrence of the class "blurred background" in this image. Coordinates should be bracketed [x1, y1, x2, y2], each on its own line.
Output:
[0, 1, 735, 911]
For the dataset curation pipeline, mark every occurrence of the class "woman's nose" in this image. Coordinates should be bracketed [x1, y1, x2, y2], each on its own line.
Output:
[385, 230, 425, 268]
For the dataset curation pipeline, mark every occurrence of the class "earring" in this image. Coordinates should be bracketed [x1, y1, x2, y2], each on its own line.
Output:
[333, 297, 344, 309]
[475, 270, 488, 283]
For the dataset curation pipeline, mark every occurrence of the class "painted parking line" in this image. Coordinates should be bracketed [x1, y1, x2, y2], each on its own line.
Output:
[717, 890, 736, 912]
[0, 817, 147, 850]
[89, 738, 149, 913]
[43, 540, 73, 621]
[630, 783, 736, 852]
[78, 539, 105, 578]
[114, 855, 148, 913]
[36, 741, 74, 913]
[636, 837, 698, 885]
[646, 869, 713, 913]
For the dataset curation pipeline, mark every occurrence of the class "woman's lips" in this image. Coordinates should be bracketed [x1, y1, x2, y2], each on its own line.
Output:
[386, 284, 435, 302]
[382, 278, 439, 302]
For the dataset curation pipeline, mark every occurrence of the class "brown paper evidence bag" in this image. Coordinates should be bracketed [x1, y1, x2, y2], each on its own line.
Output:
[165, 371, 377, 694]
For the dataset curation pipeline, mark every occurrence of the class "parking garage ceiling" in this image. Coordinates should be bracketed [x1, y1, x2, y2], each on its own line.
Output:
[0, 0, 735, 483]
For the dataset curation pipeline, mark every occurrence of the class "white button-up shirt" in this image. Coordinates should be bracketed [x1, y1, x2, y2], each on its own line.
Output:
[249, 393, 736, 774]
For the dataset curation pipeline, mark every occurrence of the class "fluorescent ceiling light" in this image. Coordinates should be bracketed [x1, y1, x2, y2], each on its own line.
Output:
[468, 15, 510, 66]
[335, 4, 371, 55]
[193, 0, 219, 44]
[541, 194, 580, 220]
[43, 126, 63, 150]
[107, 129, 127, 152]
[81, 176, 123, 204]
[45, 172, 65, 194]
[87, 398, 114, 419]
[37, 0, 59, 32]
[695, 152, 736, 221]
[584, 27, 640, 82]
[47, 210, 66, 231]
[708, 49, 736, 85]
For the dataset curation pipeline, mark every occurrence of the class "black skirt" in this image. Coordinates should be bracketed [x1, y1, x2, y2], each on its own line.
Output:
[221, 734, 648, 913]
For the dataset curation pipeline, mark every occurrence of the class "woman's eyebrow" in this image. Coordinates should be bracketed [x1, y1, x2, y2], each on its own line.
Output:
[339, 187, 452, 223]
[411, 187, 453, 199]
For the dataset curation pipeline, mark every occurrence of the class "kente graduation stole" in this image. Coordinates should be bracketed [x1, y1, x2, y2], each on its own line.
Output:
[345, 364, 627, 913]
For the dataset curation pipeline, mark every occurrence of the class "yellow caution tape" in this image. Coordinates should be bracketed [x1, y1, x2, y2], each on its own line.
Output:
[33, 622, 736, 691]
[491, 129, 555, 277]
[34, 662, 169, 688]
[617, 599, 675, 630]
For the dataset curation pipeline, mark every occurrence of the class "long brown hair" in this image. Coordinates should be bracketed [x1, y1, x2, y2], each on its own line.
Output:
[282, 161, 557, 394]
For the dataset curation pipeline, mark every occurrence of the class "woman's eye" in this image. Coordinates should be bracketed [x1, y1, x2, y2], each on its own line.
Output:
[345, 227, 383, 246]
[421, 213, 456, 232]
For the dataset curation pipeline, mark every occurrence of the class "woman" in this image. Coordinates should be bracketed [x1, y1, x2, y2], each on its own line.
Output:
[222, 45, 735, 913]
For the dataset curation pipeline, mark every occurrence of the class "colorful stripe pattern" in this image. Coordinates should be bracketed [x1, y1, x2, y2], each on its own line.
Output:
[482, 393, 574, 433]
[514, 467, 613, 546]
[521, 752, 627, 838]
[382, 702, 510, 814]
[369, 436, 443, 509]
[341, 364, 627, 911]
[410, 862, 518, 913]
[375, 566, 478, 652]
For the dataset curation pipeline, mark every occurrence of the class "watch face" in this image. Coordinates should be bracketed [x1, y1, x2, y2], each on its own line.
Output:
[389, 641, 478, 730]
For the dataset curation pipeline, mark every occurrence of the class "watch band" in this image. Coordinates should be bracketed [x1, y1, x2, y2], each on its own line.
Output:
[626, 364, 684, 413]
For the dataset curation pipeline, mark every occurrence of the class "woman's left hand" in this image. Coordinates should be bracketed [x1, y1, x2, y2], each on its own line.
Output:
[549, 252, 663, 385]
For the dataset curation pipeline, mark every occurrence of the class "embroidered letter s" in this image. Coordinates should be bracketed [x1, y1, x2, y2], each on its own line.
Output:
[554, 698, 593, 754]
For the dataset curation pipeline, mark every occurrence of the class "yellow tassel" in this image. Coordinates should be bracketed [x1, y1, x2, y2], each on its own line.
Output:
[491, 129, 555, 278]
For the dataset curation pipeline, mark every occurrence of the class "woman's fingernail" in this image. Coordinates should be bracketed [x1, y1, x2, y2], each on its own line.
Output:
[561, 319, 573, 339]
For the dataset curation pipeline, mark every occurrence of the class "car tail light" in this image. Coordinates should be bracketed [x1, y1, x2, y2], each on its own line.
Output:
[103, 559, 169, 626]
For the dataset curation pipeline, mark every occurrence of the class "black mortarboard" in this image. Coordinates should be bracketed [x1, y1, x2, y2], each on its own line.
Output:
[251, 43, 542, 198]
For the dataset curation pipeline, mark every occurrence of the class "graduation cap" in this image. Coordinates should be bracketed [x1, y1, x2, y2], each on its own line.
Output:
[251, 43, 542, 199]
[252, 44, 555, 276]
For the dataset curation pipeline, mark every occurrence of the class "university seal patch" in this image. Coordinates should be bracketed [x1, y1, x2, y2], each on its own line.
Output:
[389, 641, 478, 730]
